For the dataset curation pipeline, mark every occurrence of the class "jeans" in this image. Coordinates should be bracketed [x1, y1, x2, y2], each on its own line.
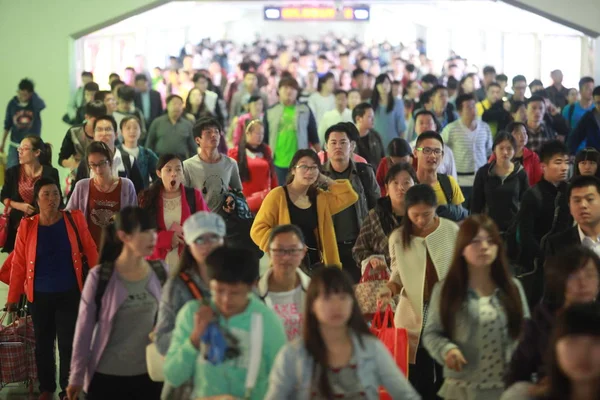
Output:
[87, 372, 163, 400]
[28, 288, 81, 394]
[275, 166, 289, 186]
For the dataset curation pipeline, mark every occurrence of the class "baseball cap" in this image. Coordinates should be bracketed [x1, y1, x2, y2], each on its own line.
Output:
[182, 212, 226, 245]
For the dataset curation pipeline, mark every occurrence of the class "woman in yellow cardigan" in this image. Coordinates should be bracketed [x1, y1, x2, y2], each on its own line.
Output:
[251, 149, 358, 273]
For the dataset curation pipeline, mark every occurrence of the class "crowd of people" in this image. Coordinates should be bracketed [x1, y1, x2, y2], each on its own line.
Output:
[0, 34, 600, 400]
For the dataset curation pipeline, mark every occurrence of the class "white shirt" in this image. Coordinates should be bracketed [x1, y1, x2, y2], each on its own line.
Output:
[578, 225, 600, 256]
[318, 108, 353, 144]
[441, 119, 492, 176]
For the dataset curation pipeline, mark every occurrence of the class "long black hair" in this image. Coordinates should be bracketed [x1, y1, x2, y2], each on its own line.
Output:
[139, 153, 183, 212]
[304, 267, 372, 398]
[574, 147, 600, 178]
[371, 74, 394, 113]
[99, 206, 156, 263]
[185, 88, 211, 120]
[24, 135, 52, 166]
[237, 119, 274, 183]
[400, 184, 438, 249]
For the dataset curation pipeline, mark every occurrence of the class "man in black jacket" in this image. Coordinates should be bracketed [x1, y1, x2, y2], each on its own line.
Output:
[134, 74, 163, 129]
[518, 140, 572, 308]
[546, 175, 600, 257]
[353, 102, 384, 169]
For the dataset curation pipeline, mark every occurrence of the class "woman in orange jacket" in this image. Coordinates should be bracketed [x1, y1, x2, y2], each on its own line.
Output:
[6, 176, 98, 400]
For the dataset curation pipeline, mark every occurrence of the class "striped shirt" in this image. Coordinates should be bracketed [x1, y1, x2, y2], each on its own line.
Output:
[441, 119, 493, 175]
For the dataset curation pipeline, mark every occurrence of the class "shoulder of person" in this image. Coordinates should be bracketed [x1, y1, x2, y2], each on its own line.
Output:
[120, 177, 136, 189]
[439, 216, 460, 232]
[500, 381, 536, 400]
[63, 209, 85, 222]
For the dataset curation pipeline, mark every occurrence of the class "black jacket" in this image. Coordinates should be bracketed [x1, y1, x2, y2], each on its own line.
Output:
[545, 225, 581, 259]
[568, 109, 600, 154]
[356, 129, 385, 170]
[134, 90, 164, 128]
[471, 161, 529, 232]
[0, 165, 62, 253]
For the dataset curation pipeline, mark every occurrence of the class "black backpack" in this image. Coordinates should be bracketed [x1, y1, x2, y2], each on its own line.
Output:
[94, 260, 167, 321]
[216, 189, 263, 258]
[355, 162, 378, 209]
[437, 173, 453, 204]
[183, 186, 197, 213]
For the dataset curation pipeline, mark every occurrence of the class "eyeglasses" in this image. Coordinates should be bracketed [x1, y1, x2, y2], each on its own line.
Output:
[295, 165, 319, 172]
[17, 147, 32, 153]
[269, 248, 304, 257]
[194, 234, 222, 245]
[416, 147, 443, 156]
[89, 160, 110, 169]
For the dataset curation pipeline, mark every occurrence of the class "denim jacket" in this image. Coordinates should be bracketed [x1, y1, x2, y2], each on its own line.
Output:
[264, 333, 421, 400]
[422, 278, 530, 385]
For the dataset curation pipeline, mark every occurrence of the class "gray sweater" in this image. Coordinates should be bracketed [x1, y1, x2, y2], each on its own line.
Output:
[145, 114, 196, 158]
[182, 154, 242, 211]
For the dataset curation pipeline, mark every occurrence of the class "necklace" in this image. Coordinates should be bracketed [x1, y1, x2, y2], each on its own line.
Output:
[94, 177, 118, 193]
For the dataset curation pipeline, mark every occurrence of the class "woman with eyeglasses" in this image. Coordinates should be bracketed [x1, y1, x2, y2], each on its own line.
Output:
[257, 224, 310, 341]
[227, 119, 277, 214]
[251, 149, 358, 273]
[66, 141, 138, 247]
[1, 135, 60, 254]
[471, 131, 529, 233]
[423, 215, 529, 400]
[154, 211, 225, 400]
[353, 162, 416, 274]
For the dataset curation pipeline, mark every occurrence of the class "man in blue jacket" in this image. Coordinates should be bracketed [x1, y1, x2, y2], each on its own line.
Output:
[1, 78, 46, 168]
[568, 86, 600, 154]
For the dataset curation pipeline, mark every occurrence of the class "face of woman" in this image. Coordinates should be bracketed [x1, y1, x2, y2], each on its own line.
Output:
[37, 184, 61, 213]
[564, 260, 600, 306]
[462, 228, 499, 268]
[386, 171, 414, 205]
[158, 158, 184, 193]
[494, 140, 515, 164]
[579, 161, 599, 177]
[292, 156, 319, 186]
[17, 139, 39, 165]
[249, 99, 264, 116]
[246, 125, 264, 147]
[189, 233, 224, 265]
[407, 203, 437, 232]
[189, 89, 203, 107]
[88, 152, 112, 179]
[312, 289, 354, 328]
[409, 82, 421, 98]
[124, 228, 158, 258]
[557, 334, 600, 384]
[463, 77, 475, 93]
[512, 106, 527, 123]
[377, 79, 391, 96]
[122, 119, 141, 145]
[269, 232, 306, 275]
[511, 125, 528, 150]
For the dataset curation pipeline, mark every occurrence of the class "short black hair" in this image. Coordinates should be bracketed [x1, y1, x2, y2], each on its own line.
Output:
[84, 82, 99, 92]
[247, 94, 263, 104]
[192, 72, 209, 83]
[487, 82, 501, 90]
[325, 122, 359, 143]
[420, 89, 434, 105]
[568, 175, 600, 199]
[414, 109, 441, 132]
[492, 131, 517, 151]
[579, 76, 595, 90]
[510, 100, 526, 114]
[529, 79, 544, 89]
[117, 85, 136, 102]
[456, 93, 475, 112]
[110, 79, 125, 91]
[384, 162, 417, 185]
[421, 74, 438, 85]
[496, 74, 508, 83]
[134, 73, 148, 82]
[352, 102, 374, 122]
[512, 75, 527, 85]
[94, 91, 111, 102]
[483, 66, 496, 75]
[352, 68, 366, 79]
[109, 73, 121, 81]
[526, 95, 546, 107]
[416, 131, 444, 148]
[447, 76, 459, 90]
[166, 94, 183, 106]
[593, 86, 600, 97]
[86, 141, 114, 166]
[333, 89, 348, 97]
[205, 246, 259, 285]
[85, 100, 107, 119]
[193, 116, 222, 139]
[539, 140, 568, 164]
[268, 224, 306, 247]
[81, 71, 94, 79]
[18, 79, 34, 93]
[431, 85, 448, 97]
[92, 115, 118, 133]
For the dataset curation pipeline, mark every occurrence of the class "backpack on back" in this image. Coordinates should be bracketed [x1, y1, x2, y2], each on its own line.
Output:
[184, 186, 197, 214]
[94, 260, 167, 321]
[437, 173, 454, 204]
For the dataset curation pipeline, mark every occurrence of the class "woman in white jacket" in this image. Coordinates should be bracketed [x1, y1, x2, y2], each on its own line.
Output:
[380, 183, 459, 399]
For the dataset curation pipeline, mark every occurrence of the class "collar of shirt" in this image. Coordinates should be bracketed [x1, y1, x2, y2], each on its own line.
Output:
[578, 225, 600, 245]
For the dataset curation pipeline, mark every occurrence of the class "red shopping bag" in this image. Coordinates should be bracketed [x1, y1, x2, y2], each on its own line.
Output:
[370, 303, 409, 377]
[0, 312, 37, 384]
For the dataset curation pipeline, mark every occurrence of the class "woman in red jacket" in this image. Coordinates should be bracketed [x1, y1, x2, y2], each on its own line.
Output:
[138, 153, 208, 267]
[227, 119, 278, 213]
[6, 176, 98, 400]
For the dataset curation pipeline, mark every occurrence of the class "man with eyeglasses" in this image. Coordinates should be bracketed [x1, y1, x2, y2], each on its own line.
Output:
[321, 122, 380, 283]
[410, 110, 457, 179]
[568, 86, 600, 154]
[73, 115, 144, 194]
[441, 94, 493, 207]
[414, 131, 468, 222]
[511, 75, 528, 103]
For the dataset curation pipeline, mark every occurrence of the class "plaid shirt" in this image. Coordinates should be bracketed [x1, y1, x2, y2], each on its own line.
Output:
[526, 122, 557, 155]
[352, 207, 400, 267]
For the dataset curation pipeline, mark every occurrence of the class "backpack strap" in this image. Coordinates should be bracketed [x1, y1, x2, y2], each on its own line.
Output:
[184, 186, 197, 214]
[179, 272, 203, 300]
[149, 260, 167, 286]
[95, 262, 115, 322]
[567, 104, 576, 130]
[437, 173, 453, 204]
[355, 162, 376, 209]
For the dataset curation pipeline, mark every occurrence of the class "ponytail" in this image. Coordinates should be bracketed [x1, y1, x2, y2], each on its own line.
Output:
[25, 135, 52, 166]
[98, 223, 123, 264]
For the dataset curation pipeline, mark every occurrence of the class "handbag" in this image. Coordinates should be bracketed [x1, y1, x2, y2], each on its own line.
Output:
[0, 207, 10, 249]
[64, 211, 89, 283]
[354, 263, 393, 315]
[0, 311, 37, 384]
[370, 303, 409, 377]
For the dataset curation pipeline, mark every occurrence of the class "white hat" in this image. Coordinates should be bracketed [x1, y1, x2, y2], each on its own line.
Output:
[182, 212, 226, 245]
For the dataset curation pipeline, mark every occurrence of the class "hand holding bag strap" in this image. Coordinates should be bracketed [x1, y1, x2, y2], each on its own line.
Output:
[64, 211, 89, 282]
[244, 313, 263, 399]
